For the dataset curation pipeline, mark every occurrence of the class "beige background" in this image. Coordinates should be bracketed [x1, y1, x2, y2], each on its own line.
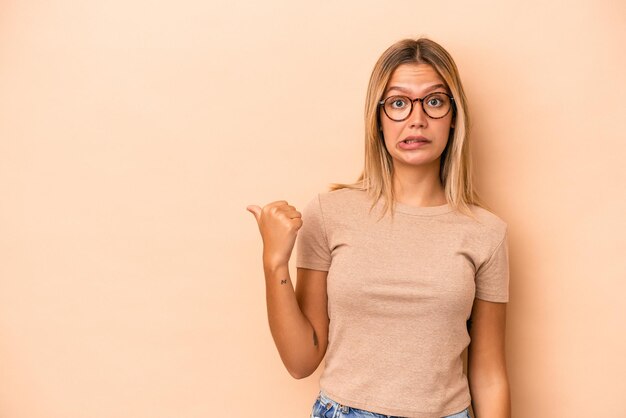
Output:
[1, 1, 625, 417]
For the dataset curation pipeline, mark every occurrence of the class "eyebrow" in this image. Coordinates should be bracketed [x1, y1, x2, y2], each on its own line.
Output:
[385, 83, 448, 96]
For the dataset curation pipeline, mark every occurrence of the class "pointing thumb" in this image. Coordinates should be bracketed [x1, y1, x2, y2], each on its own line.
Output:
[246, 205, 262, 222]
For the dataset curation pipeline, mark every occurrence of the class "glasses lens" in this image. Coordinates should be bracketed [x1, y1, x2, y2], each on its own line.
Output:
[423, 93, 451, 118]
[384, 95, 411, 121]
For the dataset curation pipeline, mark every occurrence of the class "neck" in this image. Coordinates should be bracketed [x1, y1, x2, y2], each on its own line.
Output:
[392, 160, 446, 207]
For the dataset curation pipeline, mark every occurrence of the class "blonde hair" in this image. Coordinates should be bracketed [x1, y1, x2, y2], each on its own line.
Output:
[328, 37, 491, 222]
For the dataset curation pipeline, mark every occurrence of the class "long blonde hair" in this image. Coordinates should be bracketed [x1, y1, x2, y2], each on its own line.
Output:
[328, 37, 491, 222]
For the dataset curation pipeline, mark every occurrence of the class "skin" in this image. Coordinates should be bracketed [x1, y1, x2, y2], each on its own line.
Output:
[247, 202, 326, 379]
[468, 299, 511, 417]
[380, 62, 455, 207]
[381, 63, 511, 417]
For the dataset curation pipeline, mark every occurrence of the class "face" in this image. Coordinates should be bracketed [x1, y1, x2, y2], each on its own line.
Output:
[379, 63, 455, 170]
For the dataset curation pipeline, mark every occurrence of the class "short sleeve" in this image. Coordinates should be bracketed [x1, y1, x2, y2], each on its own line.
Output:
[295, 194, 332, 271]
[475, 228, 510, 302]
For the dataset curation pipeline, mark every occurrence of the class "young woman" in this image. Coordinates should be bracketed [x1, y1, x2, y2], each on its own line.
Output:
[247, 37, 511, 418]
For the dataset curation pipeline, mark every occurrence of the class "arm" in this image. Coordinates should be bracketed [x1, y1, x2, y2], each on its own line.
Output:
[247, 201, 330, 379]
[264, 263, 329, 379]
[467, 298, 511, 418]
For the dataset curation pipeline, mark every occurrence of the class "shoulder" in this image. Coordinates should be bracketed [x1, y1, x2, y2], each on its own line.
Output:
[318, 187, 368, 209]
[301, 188, 363, 217]
[464, 204, 509, 243]
[467, 204, 507, 228]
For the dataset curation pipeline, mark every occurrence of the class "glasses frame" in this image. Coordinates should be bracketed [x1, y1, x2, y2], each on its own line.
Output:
[378, 92, 455, 121]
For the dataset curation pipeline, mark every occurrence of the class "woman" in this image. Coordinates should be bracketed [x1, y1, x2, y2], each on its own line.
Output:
[247, 38, 511, 418]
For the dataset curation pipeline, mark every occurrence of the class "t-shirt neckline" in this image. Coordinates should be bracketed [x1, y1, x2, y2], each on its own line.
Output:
[348, 189, 455, 217]
[382, 198, 454, 216]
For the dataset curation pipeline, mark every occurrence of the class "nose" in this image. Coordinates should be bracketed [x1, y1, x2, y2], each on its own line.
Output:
[408, 98, 428, 127]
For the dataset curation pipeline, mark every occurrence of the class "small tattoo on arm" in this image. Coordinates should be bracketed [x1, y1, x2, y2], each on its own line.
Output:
[313, 330, 318, 347]
[280, 279, 287, 285]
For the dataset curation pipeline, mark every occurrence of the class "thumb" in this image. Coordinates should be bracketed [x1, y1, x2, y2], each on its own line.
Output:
[246, 205, 262, 222]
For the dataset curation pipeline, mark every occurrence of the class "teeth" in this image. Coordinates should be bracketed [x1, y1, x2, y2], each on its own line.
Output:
[405, 139, 422, 143]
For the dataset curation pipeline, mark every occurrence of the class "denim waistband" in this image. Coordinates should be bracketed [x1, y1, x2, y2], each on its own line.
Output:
[317, 390, 398, 417]
[315, 390, 470, 418]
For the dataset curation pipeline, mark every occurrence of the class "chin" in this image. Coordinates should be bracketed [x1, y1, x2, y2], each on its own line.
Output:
[394, 156, 435, 166]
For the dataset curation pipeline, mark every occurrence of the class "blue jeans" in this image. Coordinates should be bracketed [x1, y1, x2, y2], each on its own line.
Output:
[310, 390, 471, 418]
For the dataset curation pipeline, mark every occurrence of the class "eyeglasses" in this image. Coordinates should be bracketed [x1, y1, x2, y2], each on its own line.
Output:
[379, 92, 455, 121]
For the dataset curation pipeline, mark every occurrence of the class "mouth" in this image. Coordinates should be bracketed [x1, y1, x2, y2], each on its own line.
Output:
[400, 136, 431, 144]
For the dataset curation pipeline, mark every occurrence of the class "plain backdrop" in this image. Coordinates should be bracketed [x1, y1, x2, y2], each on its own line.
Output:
[1, 1, 625, 417]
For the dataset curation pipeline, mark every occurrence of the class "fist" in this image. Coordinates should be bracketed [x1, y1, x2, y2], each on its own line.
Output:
[247, 200, 303, 268]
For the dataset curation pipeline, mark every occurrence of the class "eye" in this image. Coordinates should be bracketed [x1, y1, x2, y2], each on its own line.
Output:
[387, 96, 409, 109]
[427, 97, 442, 107]
[425, 93, 448, 108]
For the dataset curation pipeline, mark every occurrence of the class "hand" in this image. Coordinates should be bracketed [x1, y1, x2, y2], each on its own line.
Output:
[247, 200, 303, 268]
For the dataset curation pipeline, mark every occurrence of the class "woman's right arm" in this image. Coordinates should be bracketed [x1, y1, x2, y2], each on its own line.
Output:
[247, 201, 329, 379]
[263, 262, 329, 379]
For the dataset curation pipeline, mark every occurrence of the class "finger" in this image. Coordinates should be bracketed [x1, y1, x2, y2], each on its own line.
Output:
[266, 200, 289, 208]
[285, 210, 302, 218]
[275, 204, 296, 212]
[246, 205, 262, 221]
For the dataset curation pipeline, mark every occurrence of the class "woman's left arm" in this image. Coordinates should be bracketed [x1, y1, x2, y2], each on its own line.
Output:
[467, 298, 511, 418]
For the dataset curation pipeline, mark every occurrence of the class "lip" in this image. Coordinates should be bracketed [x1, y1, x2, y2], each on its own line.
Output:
[401, 135, 431, 143]
[398, 136, 431, 150]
